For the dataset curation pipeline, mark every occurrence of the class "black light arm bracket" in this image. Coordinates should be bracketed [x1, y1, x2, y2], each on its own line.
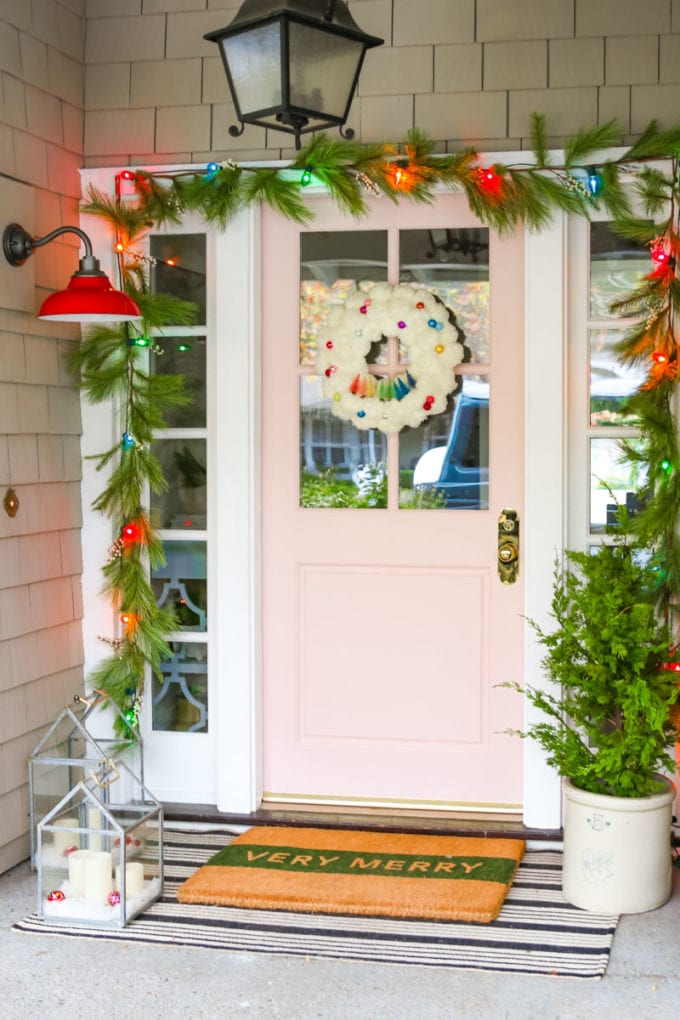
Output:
[3, 222, 105, 277]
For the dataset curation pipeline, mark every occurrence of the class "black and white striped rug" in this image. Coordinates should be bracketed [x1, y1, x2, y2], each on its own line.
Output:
[14, 830, 619, 979]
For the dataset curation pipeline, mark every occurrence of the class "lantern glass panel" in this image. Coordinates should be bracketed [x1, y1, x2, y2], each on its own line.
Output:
[37, 763, 162, 929]
[222, 22, 282, 116]
[289, 24, 363, 117]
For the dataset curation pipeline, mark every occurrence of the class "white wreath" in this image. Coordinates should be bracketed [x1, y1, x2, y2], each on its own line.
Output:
[315, 282, 464, 433]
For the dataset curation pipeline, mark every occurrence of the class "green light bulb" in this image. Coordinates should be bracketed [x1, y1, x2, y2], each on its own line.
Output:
[301, 166, 313, 186]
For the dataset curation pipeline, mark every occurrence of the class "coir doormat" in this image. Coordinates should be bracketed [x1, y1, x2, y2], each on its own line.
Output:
[177, 826, 525, 922]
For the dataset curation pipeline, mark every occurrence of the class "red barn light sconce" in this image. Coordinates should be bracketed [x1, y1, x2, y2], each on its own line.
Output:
[3, 222, 142, 323]
[204, 0, 383, 150]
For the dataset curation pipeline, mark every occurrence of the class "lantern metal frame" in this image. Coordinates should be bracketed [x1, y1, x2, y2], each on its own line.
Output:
[204, 0, 383, 149]
[37, 761, 163, 929]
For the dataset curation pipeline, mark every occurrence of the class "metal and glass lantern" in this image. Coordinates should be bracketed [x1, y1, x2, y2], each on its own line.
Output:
[205, 0, 383, 148]
[37, 759, 163, 928]
[29, 693, 142, 867]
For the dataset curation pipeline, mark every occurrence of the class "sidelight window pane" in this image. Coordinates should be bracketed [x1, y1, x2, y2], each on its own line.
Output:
[151, 541, 207, 632]
[150, 234, 206, 324]
[590, 437, 645, 532]
[589, 222, 648, 321]
[150, 336, 206, 428]
[590, 329, 644, 426]
[151, 439, 207, 530]
[152, 642, 208, 733]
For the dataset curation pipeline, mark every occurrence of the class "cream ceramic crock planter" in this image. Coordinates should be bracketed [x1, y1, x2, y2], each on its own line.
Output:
[562, 777, 676, 913]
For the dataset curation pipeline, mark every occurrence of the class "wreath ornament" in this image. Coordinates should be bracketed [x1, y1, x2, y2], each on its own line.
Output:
[315, 283, 464, 434]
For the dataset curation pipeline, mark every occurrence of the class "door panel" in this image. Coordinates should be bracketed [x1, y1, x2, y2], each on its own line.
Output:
[261, 195, 524, 809]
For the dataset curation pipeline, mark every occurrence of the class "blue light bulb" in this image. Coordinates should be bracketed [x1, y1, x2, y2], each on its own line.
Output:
[122, 432, 135, 451]
[586, 168, 602, 195]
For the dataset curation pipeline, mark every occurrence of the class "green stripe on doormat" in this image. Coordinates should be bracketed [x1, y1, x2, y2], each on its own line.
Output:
[207, 844, 519, 884]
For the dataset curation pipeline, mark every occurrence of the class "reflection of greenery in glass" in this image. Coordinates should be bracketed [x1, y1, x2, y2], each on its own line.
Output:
[590, 397, 638, 427]
[400, 486, 445, 509]
[300, 469, 387, 508]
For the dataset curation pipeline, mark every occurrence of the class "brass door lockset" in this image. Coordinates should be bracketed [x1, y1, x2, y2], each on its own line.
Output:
[498, 509, 519, 585]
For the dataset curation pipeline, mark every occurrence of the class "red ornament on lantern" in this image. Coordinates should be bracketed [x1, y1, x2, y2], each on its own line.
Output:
[47, 890, 66, 902]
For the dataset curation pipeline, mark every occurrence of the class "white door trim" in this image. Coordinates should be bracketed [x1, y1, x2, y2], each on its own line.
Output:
[213, 205, 263, 813]
[522, 214, 567, 829]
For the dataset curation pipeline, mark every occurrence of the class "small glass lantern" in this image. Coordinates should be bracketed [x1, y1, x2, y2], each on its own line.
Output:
[29, 692, 142, 868]
[37, 759, 163, 928]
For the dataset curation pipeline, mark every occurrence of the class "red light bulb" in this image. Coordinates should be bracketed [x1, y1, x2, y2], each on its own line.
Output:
[652, 352, 668, 364]
[121, 521, 142, 545]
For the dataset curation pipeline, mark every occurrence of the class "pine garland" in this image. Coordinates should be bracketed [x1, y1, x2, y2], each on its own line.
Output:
[77, 116, 680, 730]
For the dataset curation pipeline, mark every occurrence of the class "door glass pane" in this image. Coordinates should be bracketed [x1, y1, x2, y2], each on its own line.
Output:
[151, 541, 207, 631]
[150, 336, 206, 428]
[589, 222, 648, 320]
[300, 375, 387, 507]
[299, 231, 388, 364]
[150, 234, 206, 324]
[399, 228, 489, 363]
[590, 329, 644, 426]
[152, 642, 208, 733]
[151, 438, 207, 529]
[590, 437, 645, 531]
[405, 376, 489, 509]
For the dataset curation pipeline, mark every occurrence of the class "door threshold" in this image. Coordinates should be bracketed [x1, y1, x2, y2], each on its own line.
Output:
[163, 801, 561, 842]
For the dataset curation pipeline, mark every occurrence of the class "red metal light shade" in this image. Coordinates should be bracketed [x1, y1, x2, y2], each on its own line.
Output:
[3, 222, 142, 323]
[37, 271, 142, 322]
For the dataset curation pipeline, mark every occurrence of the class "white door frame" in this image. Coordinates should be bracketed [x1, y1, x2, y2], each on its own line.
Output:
[79, 168, 567, 828]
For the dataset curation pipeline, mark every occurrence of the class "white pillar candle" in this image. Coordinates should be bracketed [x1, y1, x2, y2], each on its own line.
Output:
[83, 850, 113, 903]
[68, 849, 96, 896]
[87, 807, 102, 851]
[115, 861, 145, 897]
[52, 816, 79, 851]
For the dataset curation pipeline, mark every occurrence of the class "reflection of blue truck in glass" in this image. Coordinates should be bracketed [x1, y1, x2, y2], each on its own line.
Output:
[413, 380, 489, 509]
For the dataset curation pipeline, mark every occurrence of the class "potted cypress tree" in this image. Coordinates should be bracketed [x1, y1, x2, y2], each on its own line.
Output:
[506, 530, 679, 913]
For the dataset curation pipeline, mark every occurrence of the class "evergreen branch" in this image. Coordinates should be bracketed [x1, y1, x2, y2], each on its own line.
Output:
[530, 112, 549, 168]
[562, 119, 624, 167]
[241, 169, 314, 224]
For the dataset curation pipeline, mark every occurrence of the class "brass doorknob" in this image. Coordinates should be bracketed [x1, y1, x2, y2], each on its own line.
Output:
[498, 542, 518, 564]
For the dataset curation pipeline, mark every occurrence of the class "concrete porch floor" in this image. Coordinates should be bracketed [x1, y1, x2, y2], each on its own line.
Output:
[0, 848, 678, 1019]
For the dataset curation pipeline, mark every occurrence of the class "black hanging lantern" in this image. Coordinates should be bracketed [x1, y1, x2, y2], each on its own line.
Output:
[205, 0, 383, 149]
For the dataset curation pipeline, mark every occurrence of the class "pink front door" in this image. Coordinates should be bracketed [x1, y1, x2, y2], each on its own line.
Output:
[261, 195, 525, 810]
